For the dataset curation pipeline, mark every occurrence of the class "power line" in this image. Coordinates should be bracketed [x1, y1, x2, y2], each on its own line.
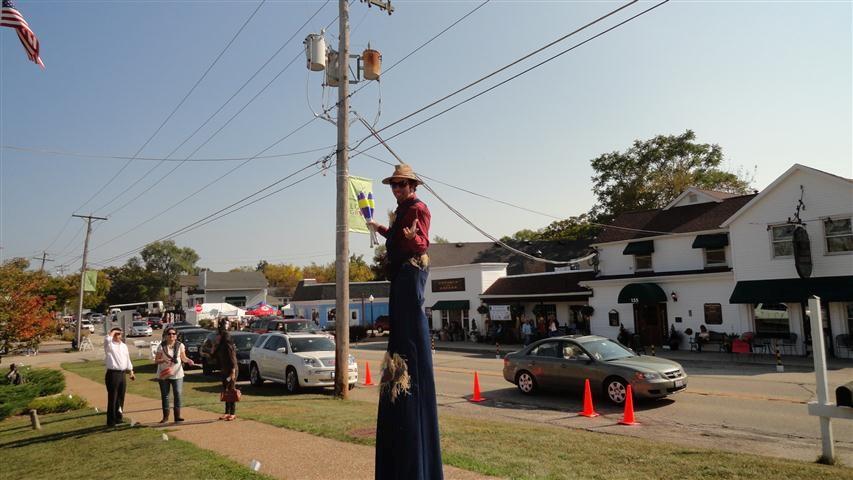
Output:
[1, 144, 336, 162]
[91, 0, 332, 217]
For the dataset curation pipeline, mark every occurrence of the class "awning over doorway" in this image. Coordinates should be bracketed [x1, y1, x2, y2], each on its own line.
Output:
[622, 240, 654, 255]
[729, 276, 853, 303]
[617, 283, 667, 304]
[430, 300, 470, 311]
[692, 233, 729, 249]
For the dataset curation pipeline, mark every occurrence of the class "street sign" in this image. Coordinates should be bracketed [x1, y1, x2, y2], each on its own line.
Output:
[194, 304, 202, 313]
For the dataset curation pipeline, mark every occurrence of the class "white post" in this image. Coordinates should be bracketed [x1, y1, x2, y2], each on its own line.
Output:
[808, 295, 835, 463]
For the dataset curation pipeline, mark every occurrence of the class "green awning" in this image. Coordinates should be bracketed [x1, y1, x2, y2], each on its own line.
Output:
[430, 300, 471, 311]
[622, 240, 654, 255]
[729, 276, 853, 303]
[617, 283, 667, 304]
[692, 233, 729, 249]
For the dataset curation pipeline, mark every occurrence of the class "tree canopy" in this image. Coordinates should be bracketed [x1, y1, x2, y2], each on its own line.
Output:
[0, 259, 56, 352]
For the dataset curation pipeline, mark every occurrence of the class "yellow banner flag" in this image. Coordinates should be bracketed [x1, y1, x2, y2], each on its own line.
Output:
[348, 176, 374, 234]
[83, 270, 98, 292]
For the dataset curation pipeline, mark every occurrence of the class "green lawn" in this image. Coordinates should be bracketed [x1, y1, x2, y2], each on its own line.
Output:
[62, 360, 853, 480]
[0, 409, 271, 480]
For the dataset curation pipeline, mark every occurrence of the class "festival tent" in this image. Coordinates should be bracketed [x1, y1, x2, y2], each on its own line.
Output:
[186, 302, 246, 324]
[246, 303, 277, 316]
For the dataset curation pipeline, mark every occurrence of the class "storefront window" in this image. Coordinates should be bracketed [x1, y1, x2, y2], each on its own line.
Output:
[224, 296, 247, 308]
[753, 303, 790, 334]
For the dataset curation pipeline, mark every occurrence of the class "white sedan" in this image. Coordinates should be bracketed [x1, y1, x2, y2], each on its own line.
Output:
[128, 320, 153, 337]
[249, 332, 358, 393]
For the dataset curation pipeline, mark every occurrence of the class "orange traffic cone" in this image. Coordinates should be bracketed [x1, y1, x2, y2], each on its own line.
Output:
[469, 371, 485, 402]
[363, 361, 374, 386]
[619, 384, 639, 425]
[579, 379, 599, 417]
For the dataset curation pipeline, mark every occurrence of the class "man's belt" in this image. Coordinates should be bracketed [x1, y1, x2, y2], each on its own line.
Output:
[408, 253, 429, 269]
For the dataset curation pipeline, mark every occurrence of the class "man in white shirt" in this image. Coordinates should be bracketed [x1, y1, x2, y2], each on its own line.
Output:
[104, 327, 136, 427]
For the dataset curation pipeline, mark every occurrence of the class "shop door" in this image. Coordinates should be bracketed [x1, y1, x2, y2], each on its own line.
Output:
[633, 303, 667, 346]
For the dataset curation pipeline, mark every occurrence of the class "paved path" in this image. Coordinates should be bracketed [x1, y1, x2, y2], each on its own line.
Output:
[60, 367, 498, 480]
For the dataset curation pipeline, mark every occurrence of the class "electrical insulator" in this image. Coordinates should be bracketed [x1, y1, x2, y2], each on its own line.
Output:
[304, 33, 326, 71]
[362, 47, 381, 81]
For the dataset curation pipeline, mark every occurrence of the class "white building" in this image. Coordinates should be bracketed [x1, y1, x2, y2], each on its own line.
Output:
[179, 271, 269, 310]
[582, 188, 756, 349]
[723, 164, 853, 357]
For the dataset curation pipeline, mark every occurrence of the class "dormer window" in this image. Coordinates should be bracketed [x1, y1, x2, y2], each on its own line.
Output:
[704, 247, 726, 266]
[692, 233, 729, 267]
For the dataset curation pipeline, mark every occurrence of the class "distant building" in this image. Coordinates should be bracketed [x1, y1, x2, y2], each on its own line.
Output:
[178, 271, 269, 310]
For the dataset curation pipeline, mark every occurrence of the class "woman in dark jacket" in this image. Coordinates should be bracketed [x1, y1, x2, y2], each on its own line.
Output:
[212, 327, 238, 421]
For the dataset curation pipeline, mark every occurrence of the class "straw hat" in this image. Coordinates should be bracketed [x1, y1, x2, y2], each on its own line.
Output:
[382, 163, 422, 185]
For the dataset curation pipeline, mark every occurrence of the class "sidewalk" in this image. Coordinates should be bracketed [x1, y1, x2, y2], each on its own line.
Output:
[60, 368, 497, 480]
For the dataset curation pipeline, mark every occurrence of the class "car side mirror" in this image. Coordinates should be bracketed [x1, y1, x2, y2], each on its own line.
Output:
[276, 347, 288, 354]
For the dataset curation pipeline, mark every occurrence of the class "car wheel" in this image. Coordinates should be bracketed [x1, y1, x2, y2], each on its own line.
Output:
[249, 364, 264, 387]
[604, 377, 629, 405]
[201, 359, 212, 376]
[376, 326, 384, 334]
[515, 370, 537, 395]
[285, 367, 300, 394]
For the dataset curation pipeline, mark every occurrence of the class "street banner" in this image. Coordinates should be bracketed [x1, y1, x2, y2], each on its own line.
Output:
[83, 270, 97, 292]
[348, 176, 373, 234]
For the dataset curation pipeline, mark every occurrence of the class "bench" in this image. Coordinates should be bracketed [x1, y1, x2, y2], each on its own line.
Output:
[692, 330, 726, 352]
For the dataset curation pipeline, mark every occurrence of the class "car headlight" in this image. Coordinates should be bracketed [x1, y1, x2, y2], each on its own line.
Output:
[634, 371, 661, 381]
[348, 354, 356, 366]
[303, 357, 321, 368]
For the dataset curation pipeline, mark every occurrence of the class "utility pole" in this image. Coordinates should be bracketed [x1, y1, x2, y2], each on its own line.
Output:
[72, 214, 107, 349]
[334, 0, 352, 399]
[32, 251, 53, 272]
[334, 0, 393, 398]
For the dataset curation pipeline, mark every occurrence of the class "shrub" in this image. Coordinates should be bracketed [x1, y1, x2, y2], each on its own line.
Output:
[198, 319, 214, 330]
[22, 368, 65, 397]
[0, 384, 38, 420]
[28, 393, 88, 414]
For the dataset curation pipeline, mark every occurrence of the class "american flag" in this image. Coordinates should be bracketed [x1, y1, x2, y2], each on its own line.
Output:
[1, 0, 43, 68]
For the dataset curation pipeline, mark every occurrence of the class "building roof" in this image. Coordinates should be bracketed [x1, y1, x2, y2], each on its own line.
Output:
[202, 271, 268, 290]
[291, 280, 390, 302]
[480, 271, 596, 297]
[179, 275, 199, 288]
[594, 194, 756, 244]
[429, 240, 593, 275]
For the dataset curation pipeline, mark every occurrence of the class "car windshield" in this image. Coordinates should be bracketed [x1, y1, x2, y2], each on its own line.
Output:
[289, 337, 335, 353]
[132, 321, 146, 327]
[181, 331, 209, 343]
[284, 321, 311, 332]
[234, 335, 258, 350]
[580, 339, 635, 361]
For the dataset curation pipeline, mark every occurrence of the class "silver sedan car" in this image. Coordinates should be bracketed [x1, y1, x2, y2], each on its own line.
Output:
[502, 335, 687, 404]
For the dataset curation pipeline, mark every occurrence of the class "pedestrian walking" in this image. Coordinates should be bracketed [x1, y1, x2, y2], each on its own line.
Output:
[155, 327, 195, 423]
[104, 327, 135, 427]
[367, 163, 443, 480]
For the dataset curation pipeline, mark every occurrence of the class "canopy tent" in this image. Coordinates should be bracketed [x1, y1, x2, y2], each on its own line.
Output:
[246, 303, 277, 316]
[199, 302, 246, 317]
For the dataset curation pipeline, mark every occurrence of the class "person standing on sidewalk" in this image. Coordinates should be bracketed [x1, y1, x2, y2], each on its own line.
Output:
[155, 327, 195, 423]
[212, 326, 238, 421]
[104, 327, 135, 427]
[367, 163, 443, 480]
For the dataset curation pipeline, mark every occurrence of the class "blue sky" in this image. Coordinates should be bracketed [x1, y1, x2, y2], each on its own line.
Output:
[1, 1, 850, 273]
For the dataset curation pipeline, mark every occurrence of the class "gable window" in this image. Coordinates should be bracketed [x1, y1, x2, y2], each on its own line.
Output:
[704, 248, 726, 266]
[824, 217, 853, 253]
[770, 224, 795, 258]
[224, 296, 246, 308]
[634, 254, 653, 271]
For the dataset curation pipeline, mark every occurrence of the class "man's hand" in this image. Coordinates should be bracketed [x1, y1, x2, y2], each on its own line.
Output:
[403, 218, 419, 240]
[129, 372, 136, 381]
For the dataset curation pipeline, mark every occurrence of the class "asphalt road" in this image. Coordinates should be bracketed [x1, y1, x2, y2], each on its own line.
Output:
[350, 343, 853, 466]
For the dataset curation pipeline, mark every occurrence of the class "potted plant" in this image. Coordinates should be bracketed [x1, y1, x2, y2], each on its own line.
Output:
[668, 325, 683, 351]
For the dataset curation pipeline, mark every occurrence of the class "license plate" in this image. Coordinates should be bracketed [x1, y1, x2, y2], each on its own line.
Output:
[674, 379, 684, 388]
[188, 347, 198, 352]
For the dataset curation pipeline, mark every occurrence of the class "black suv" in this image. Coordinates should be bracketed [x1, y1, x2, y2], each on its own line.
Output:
[176, 328, 211, 365]
[199, 331, 259, 379]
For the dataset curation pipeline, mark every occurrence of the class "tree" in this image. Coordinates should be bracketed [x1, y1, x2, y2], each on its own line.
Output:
[432, 235, 449, 244]
[371, 245, 388, 281]
[590, 130, 752, 223]
[139, 240, 200, 296]
[503, 214, 602, 243]
[0, 259, 56, 353]
[263, 263, 303, 299]
[105, 258, 160, 305]
[348, 254, 374, 282]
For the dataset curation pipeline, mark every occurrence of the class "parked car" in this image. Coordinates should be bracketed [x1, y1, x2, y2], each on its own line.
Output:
[79, 319, 95, 334]
[372, 315, 390, 334]
[249, 332, 358, 393]
[164, 322, 197, 332]
[502, 335, 687, 404]
[176, 328, 211, 365]
[249, 317, 318, 335]
[146, 316, 163, 329]
[90, 313, 105, 323]
[199, 331, 260, 379]
[128, 320, 153, 337]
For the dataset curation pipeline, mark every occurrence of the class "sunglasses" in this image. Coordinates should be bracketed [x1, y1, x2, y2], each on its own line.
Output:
[390, 181, 409, 188]
[167, 332, 177, 336]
